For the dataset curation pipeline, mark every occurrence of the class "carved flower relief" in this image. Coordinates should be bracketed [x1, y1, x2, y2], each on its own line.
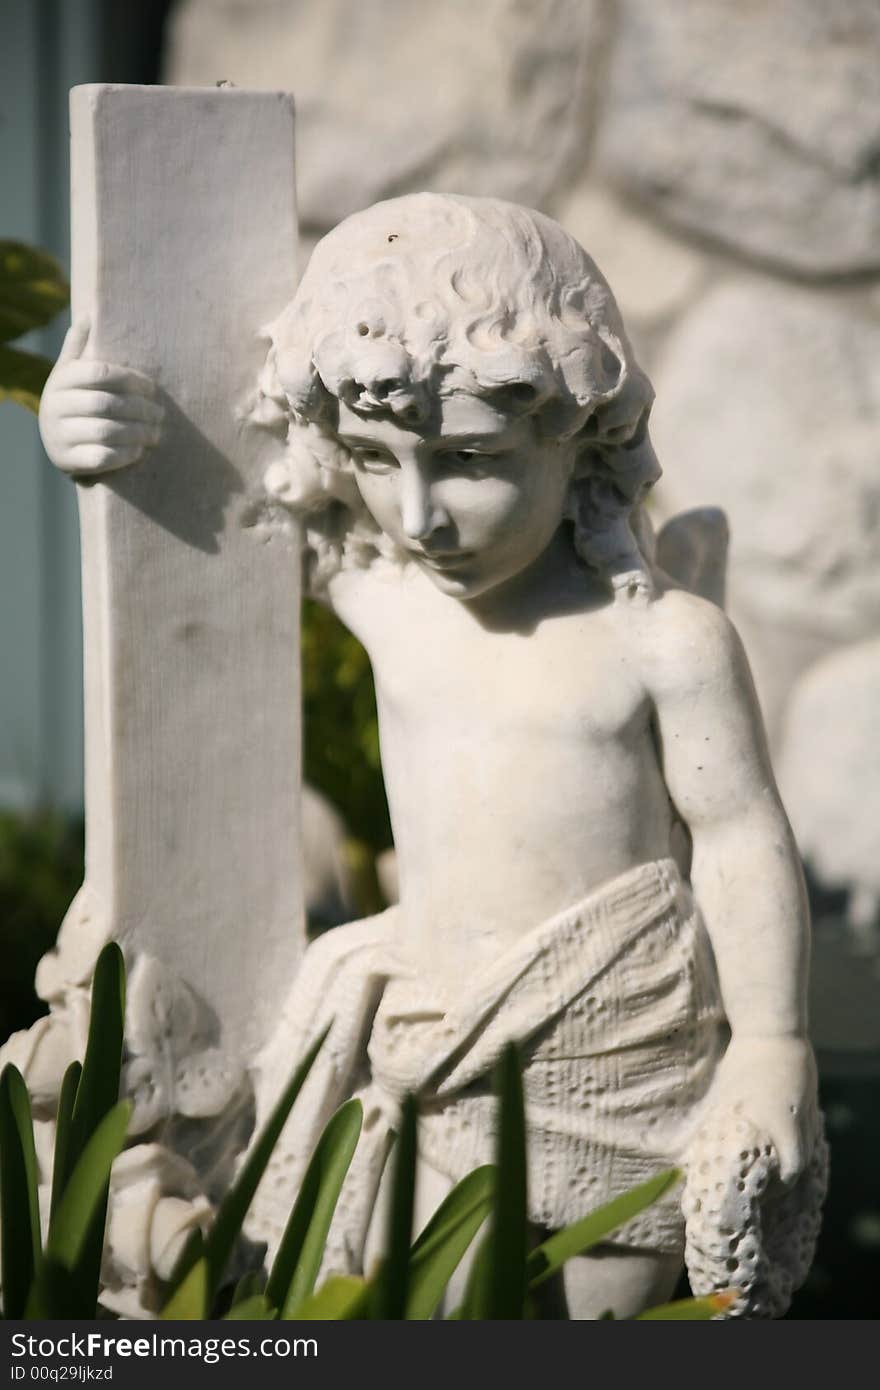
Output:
[2, 944, 248, 1134]
[123, 955, 248, 1135]
[0, 931, 250, 1307]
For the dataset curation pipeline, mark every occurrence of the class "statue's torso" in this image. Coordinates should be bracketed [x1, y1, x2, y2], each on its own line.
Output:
[331, 555, 675, 981]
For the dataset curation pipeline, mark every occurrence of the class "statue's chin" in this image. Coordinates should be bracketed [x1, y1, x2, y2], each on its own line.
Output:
[418, 562, 501, 602]
[413, 550, 536, 602]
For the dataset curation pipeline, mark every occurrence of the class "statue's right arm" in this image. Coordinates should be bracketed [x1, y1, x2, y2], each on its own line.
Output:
[38, 319, 164, 477]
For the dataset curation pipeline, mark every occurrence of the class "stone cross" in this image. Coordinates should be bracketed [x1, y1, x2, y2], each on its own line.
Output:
[66, 84, 304, 1063]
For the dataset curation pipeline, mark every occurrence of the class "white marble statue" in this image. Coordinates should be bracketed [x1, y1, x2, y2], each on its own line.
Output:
[38, 192, 826, 1318]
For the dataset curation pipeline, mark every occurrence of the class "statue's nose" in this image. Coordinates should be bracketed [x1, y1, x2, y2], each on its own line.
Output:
[400, 462, 447, 541]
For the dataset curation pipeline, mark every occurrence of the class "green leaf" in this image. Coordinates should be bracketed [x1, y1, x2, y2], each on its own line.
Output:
[24, 1256, 91, 1319]
[371, 1094, 417, 1320]
[45, 1101, 131, 1271]
[0, 343, 54, 413]
[0, 1065, 42, 1319]
[161, 1257, 210, 1320]
[409, 1164, 494, 1263]
[270, 1098, 363, 1318]
[49, 1060, 81, 1221]
[485, 1043, 528, 1319]
[66, 943, 126, 1176]
[63, 942, 126, 1307]
[231, 1269, 265, 1304]
[527, 1167, 683, 1289]
[163, 1226, 205, 1305]
[406, 1165, 494, 1320]
[186, 1028, 328, 1309]
[636, 1290, 737, 1321]
[291, 1274, 371, 1320]
[453, 1230, 491, 1321]
[224, 1294, 277, 1320]
[0, 242, 69, 343]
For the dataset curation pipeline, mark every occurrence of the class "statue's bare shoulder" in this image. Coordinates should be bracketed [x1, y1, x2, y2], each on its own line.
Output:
[623, 579, 777, 821]
[636, 580, 754, 700]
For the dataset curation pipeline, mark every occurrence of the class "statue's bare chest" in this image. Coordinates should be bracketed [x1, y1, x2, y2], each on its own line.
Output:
[371, 605, 648, 748]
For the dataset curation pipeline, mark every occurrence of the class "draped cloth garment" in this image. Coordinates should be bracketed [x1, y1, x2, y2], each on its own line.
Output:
[248, 858, 725, 1272]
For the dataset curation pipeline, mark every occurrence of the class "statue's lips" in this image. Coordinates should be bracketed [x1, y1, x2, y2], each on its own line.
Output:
[411, 549, 474, 571]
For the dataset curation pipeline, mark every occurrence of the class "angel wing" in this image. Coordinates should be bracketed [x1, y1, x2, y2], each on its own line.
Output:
[655, 506, 729, 609]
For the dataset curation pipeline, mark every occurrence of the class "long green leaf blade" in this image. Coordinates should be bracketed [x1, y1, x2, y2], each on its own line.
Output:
[162, 1226, 205, 1307]
[372, 1094, 417, 1320]
[197, 1028, 329, 1306]
[231, 1269, 265, 1305]
[636, 1290, 737, 1320]
[291, 1274, 371, 1320]
[66, 943, 126, 1173]
[161, 1258, 210, 1320]
[224, 1294, 277, 1320]
[50, 1061, 82, 1221]
[63, 942, 126, 1309]
[0, 1065, 42, 1318]
[45, 1101, 131, 1271]
[453, 1231, 491, 1320]
[270, 1098, 363, 1318]
[526, 1167, 682, 1289]
[409, 1165, 495, 1262]
[486, 1043, 528, 1319]
[24, 1257, 91, 1319]
[406, 1165, 495, 1320]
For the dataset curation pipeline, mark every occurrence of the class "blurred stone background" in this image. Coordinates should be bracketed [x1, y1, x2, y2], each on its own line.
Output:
[2, 0, 879, 1317]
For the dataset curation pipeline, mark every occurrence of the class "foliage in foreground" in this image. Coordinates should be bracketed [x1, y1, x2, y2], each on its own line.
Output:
[0, 944, 735, 1321]
[0, 241, 69, 413]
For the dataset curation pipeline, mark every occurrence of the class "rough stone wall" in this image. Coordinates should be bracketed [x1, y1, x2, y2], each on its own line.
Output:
[166, 0, 880, 959]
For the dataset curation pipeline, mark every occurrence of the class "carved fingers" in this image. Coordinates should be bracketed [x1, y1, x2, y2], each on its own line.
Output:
[39, 318, 164, 476]
[708, 1034, 820, 1186]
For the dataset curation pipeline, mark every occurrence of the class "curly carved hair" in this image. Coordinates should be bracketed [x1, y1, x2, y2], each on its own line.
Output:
[254, 193, 660, 595]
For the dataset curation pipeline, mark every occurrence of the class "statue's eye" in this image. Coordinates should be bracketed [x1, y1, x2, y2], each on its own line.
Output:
[352, 448, 397, 473]
[439, 449, 490, 473]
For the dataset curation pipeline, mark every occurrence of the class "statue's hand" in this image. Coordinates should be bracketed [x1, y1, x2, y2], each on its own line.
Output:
[39, 318, 163, 477]
[708, 1035, 819, 1184]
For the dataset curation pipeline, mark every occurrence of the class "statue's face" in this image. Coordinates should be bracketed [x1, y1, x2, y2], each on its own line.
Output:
[336, 394, 573, 600]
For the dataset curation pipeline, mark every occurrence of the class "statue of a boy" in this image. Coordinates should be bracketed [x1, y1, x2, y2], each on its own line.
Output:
[40, 193, 825, 1317]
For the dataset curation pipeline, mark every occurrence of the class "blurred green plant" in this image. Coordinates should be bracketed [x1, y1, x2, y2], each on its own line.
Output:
[0, 811, 83, 1042]
[0, 241, 69, 413]
[0, 945, 734, 1321]
[301, 599, 390, 856]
